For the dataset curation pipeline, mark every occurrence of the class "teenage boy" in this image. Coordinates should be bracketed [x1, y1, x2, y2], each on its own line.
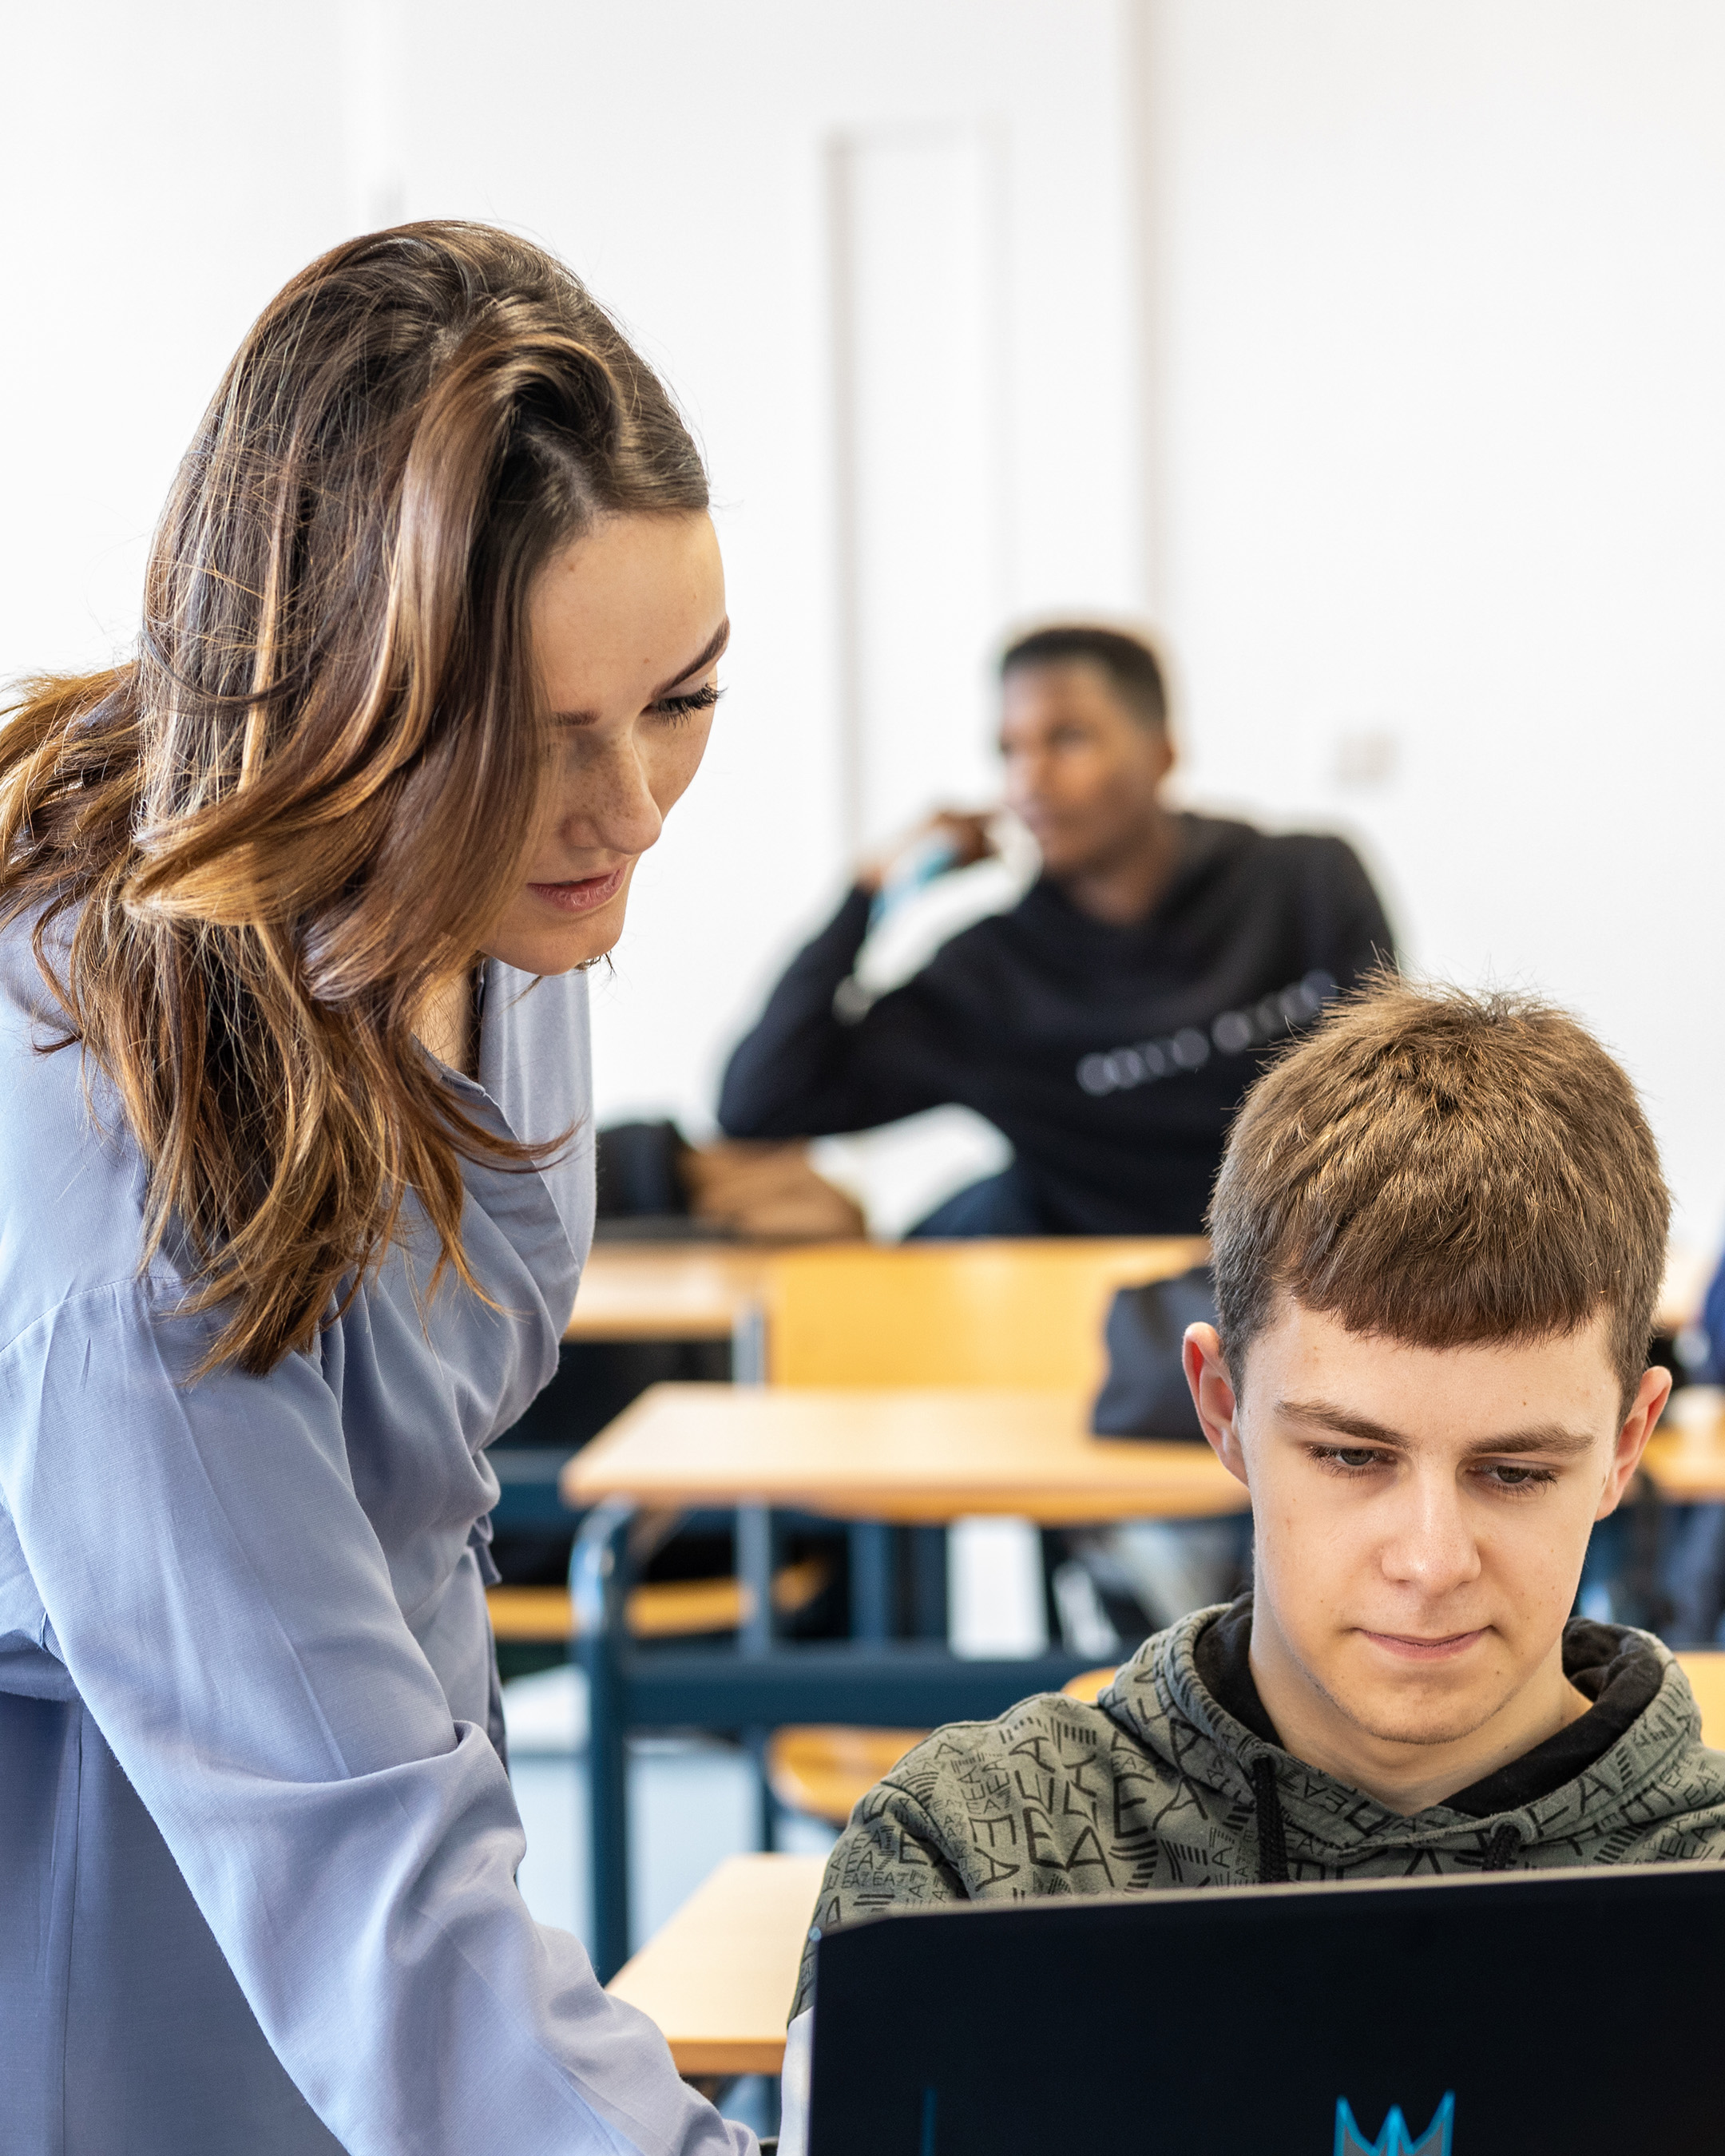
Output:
[786, 980, 1725, 2068]
[717, 625, 1392, 1235]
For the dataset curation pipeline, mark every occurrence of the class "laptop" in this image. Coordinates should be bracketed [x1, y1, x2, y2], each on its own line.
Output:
[804, 1863, 1725, 2154]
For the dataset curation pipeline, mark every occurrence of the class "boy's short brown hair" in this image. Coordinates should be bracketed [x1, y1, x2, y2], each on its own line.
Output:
[1208, 976, 1670, 1409]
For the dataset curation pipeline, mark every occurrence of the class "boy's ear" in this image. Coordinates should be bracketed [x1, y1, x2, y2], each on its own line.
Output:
[1184, 1322, 1249, 1488]
[1596, 1364, 1674, 1522]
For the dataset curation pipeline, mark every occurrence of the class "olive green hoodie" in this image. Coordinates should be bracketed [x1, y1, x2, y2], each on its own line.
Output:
[793, 1599, 1725, 2015]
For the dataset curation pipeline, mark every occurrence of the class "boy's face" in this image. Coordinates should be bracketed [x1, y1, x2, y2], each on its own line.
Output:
[997, 661, 1172, 882]
[1185, 1299, 1668, 1777]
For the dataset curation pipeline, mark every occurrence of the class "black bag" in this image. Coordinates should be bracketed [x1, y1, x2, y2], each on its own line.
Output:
[1090, 1263, 1216, 1440]
[594, 1120, 692, 1222]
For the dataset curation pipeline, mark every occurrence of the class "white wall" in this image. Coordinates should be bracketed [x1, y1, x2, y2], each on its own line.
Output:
[10, 4, 1725, 1248]
[0, 5, 351, 682]
[2, 1, 1141, 1145]
[1143, 0, 1725, 1247]
[387, 0, 1144, 1132]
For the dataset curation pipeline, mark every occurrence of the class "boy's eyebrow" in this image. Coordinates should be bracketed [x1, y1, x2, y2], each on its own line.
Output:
[1276, 1397, 1599, 1456]
[549, 617, 731, 727]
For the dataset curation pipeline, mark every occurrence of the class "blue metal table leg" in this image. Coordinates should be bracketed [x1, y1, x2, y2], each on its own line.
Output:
[572, 1498, 636, 1984]
[736, 1501, 776, 1849]
[910, 1524, 949, 1639]
[850, 1521, 894, 1641]
[737, 1502, 775, 1657]
[731, 1302, 778, 1848]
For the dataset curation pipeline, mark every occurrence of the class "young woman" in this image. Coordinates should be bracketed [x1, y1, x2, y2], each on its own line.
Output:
[0, 224, 748, 2154]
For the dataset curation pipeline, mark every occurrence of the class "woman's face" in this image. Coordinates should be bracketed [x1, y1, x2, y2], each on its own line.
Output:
[484, 509, 727, 977]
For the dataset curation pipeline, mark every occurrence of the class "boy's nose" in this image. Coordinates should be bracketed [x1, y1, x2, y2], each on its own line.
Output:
[1378, 1477, 1482, 1596]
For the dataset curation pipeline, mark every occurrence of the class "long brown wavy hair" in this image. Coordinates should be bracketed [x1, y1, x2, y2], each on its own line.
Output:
[0, 221, 708, 1377]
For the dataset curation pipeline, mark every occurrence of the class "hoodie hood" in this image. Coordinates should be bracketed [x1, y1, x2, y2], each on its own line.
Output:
[1100, 1604, 1725, 1879]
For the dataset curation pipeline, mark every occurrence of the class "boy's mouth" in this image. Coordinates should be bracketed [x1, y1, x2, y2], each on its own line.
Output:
[1359, 1627, 1488, 1663]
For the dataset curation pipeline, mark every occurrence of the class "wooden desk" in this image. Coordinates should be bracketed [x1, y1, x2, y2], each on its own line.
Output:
[562, 1384, 1247, 1525]
[606, 1853, 823, 2076]
[567, 1376, 1240, 1980]
[563, 1243, 777, 1343]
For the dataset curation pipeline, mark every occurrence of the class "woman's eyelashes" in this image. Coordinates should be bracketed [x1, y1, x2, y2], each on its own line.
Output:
[652, 680, 724, 723]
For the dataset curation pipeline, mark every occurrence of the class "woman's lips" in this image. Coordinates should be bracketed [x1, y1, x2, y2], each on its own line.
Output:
[526, 864, 627, 914]
[1360, 1627, 1489, 1663]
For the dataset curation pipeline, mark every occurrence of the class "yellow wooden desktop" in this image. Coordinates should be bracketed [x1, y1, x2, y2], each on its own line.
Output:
[562, 1242, 777, 1343]
[561, 1382, 1247, 1525]
[606, 1853, 826, 2077]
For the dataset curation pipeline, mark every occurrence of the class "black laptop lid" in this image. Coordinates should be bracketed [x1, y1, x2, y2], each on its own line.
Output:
[807, 1865, 1725, 2154]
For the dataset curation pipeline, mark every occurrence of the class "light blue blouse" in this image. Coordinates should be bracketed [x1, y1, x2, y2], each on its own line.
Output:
[0, 917, 752, 2156]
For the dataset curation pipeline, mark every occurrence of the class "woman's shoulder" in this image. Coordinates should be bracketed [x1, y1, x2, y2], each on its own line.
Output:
[0, 914, 155, 1353]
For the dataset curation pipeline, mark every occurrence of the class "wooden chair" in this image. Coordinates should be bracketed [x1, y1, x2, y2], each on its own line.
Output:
[762, 1239, 1201, 1821]
[486, 1556, 830, 1644]
[1676, 1650, 1725, 1746]
[767, 1663, 1122, 1824]
[764, 1236, 1207, 1391]
[765, 1724, 931, 1823]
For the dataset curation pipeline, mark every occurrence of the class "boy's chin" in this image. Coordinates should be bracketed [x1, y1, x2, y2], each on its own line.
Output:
[1327, 1647, 1515, 1753]
[1338, 1692, 1501, 1753]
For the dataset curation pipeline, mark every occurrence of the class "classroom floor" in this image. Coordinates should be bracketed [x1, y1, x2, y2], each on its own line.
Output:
[502, 1664, 836, 2138]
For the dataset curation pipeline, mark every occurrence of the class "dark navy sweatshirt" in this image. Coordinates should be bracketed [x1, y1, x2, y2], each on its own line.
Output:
[717, 814, 1393, 1235]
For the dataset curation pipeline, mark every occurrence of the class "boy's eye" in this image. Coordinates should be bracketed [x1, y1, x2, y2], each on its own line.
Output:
[1479, 1462, 1557, 1491]
[1313, 1445, 1386, 1472]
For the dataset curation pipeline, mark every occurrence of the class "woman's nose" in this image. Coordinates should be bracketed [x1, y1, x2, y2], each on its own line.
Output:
[557, 735, 664, 857]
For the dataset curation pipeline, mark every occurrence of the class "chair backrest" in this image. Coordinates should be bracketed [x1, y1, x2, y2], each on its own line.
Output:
[763, 1237, 1208, 1390]
[1675, 1649, 1725, 1749]
[1061, 1666, 1118, 1704]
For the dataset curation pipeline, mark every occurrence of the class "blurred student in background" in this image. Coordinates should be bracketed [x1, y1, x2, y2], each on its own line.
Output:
[719, 624, 1394, 1235]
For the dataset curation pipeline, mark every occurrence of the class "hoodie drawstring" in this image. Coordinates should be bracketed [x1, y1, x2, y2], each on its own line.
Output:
[1251, 1755, 1523, 1881]
[1251, 1755, 1288, 1884]
[1482, 1821, 1523, 1871]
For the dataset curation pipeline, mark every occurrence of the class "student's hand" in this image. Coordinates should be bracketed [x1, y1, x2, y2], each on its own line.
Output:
[857, 808, 999, 895]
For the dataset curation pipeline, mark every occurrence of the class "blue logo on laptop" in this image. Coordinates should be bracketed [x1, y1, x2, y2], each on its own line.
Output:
[1334, 2091, 1454, 2156]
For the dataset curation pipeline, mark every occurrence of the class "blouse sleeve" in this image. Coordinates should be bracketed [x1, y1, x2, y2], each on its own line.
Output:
[0, 1275, 751, 2156]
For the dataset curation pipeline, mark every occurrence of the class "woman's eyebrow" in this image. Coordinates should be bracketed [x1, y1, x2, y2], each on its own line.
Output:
[652, 616, 730, 698]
